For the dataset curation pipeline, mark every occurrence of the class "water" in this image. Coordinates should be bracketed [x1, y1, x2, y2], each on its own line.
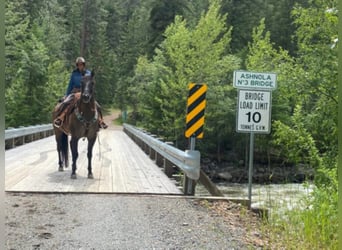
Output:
[196, 182, 314, 213]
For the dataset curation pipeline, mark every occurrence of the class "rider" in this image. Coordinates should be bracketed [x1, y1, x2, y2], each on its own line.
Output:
[53, 57, 108, 129]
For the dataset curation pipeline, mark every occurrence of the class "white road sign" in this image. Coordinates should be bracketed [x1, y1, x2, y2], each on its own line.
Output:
[233, 70, 277, 90]
[237, 90, 271, 133]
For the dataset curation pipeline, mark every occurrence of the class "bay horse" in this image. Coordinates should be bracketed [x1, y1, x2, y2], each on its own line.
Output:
[52, 71, 99, 179]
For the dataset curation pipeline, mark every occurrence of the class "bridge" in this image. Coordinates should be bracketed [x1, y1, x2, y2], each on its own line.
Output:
[5, 115, 229, 197]
[5, 124, 187, 194]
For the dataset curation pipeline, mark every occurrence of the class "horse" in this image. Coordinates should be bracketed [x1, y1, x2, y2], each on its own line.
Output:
[52, 71, 99, 179]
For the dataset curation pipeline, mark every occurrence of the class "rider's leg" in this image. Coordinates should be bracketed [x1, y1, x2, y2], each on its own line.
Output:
[95, 101, 108, 129]
[54, 95, 74, 127]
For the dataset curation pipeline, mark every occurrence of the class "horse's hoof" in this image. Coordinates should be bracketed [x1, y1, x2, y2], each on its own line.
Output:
[71, 174, 77, 179]
[58, 167, 64, 172]
[88, 173, 94, 179]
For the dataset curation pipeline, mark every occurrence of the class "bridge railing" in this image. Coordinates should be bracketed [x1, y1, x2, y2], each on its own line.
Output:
[5, 124, 54, 149]
[123, 123, 200, 182]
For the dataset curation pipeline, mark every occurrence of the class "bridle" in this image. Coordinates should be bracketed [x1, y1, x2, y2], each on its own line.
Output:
[74, 75, 98, 129]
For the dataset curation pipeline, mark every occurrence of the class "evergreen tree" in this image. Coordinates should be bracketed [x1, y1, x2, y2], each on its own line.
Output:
[131, 0, 240, 153]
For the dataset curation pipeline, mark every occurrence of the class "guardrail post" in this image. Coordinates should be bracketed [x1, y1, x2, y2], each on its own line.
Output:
[163, 158, 174, 178]
[149, 135, 157, 160]
[149, 147, 156, 160]
[183, 175, 196, 195]
[183, 137, 197, 195]
[155, 152, 163, 167]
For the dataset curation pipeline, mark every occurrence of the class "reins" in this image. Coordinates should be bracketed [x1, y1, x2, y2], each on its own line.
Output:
[74, 99, 98, 126]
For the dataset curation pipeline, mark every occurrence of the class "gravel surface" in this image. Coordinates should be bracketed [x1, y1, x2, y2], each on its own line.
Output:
[5, 193, 266, 249]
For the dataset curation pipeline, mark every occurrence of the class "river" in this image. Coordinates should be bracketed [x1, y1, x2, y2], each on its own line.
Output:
[196, 182, 314, 214]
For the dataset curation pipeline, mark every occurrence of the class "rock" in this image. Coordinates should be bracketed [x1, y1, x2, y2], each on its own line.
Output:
[217, 172, 232, 181]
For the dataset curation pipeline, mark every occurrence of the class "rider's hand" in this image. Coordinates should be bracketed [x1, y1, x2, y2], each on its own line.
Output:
[58, 96, 66, 103]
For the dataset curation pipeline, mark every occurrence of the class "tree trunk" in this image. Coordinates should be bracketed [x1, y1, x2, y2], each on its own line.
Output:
[80, 0, 89, 56]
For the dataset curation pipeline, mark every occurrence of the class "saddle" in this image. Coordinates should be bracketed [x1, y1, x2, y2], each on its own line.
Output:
[54, 92, 81, 113]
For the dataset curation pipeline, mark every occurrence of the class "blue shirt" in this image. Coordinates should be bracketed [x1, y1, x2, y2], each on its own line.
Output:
[66, 69, 91, 95]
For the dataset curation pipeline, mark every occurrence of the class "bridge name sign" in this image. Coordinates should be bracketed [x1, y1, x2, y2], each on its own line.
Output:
[233, 70, 277, 90]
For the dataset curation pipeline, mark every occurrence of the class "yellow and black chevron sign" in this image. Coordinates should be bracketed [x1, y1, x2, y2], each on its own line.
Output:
[185, 83, 207, 138]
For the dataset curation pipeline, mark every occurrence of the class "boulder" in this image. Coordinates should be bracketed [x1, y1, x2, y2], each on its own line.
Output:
[217, 171, 232, 181]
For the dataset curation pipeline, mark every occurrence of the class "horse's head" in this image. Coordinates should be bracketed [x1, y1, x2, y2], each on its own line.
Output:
[81, 71, 95, 104]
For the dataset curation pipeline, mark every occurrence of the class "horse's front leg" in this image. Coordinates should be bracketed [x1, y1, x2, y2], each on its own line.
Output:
[87, 137, 97, 179]
[70, 137, 79, 179]
[57, 149, 64, 171]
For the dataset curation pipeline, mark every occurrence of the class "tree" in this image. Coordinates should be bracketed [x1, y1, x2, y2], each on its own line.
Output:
[5, 0, 51, 127]
[148, 0, 190, 56]
[131, 0, 240, 154]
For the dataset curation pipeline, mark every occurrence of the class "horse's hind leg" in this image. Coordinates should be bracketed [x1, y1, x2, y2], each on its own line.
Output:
[55, 134, 64, 171]
[61, 133, 69, 168]
[58, 149, 64, 171]
[70, 137, 79, 179]
[87, 137, 96, 179]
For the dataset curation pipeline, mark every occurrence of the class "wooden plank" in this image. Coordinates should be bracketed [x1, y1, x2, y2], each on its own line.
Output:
[5, 137, 57, 190]
[97, 132, 114, 192]
[198, 169, 224, 197]
[5, 129, 181, 195]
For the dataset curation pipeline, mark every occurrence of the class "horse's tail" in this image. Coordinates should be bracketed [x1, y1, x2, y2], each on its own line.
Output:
[61, 133, 69, 166]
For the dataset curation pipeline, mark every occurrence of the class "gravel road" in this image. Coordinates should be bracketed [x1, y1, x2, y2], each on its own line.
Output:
[5, 193, 266, 249]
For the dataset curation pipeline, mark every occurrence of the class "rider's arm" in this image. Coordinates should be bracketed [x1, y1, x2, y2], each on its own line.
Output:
[65, 72, 75, 96]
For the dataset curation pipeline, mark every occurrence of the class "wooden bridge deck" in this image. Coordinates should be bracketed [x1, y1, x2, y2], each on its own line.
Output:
[5, 128, 182, 194]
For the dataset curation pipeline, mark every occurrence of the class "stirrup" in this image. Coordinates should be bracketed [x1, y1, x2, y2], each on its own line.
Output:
[99, 122, 108, 129]
[54, 119, 63, 128]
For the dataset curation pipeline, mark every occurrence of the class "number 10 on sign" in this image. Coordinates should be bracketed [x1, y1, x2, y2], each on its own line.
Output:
[237, 89, 271, 134]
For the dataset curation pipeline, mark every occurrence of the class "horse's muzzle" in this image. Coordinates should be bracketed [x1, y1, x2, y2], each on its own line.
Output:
[82, 93, 91, 103]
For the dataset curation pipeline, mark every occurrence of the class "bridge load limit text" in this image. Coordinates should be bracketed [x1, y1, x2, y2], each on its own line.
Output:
[239, 91, 269, 110]
[237, 90, 271, 133]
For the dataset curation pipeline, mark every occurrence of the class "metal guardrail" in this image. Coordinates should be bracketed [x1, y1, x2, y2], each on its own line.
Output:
[123, 123, 201, 180]
[5, 124, 53, 140]
[5, 124, 54, 149]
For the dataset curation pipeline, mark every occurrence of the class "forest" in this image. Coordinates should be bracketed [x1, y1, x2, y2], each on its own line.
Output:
[5, 0, 338, 248]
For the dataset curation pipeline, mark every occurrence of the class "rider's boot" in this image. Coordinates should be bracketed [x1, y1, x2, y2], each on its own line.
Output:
[99, 119, 108, 129]
[54, 107, 68, 128]
[54, 95, 75, 128]
[95, 102, 108, 129]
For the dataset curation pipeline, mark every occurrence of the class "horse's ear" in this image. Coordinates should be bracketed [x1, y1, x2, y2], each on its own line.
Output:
[91, 70, 95, 77]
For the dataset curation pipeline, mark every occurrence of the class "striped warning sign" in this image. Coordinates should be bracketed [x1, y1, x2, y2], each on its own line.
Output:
[185, 83, 207, 138]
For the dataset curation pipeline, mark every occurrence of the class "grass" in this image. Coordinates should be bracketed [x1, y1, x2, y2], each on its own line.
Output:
[261, 183, 338, 249]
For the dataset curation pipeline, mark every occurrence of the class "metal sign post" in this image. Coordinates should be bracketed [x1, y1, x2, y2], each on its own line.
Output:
[184, 83, 207, 195]
[248, 132, 254, 208]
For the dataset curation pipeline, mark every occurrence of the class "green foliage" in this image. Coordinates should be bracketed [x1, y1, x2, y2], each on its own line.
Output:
[131, 0, 240, 151]
[5, 0, 53, 127]
[149, 0, 190, 54]
[43, 61, 70, 120]
[5, 76, 30, 127]
[272, 106, 321, 167]
[267, 172, 337, 249]
[256, 1, 338, 247]
[5, 0, 30, 89]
